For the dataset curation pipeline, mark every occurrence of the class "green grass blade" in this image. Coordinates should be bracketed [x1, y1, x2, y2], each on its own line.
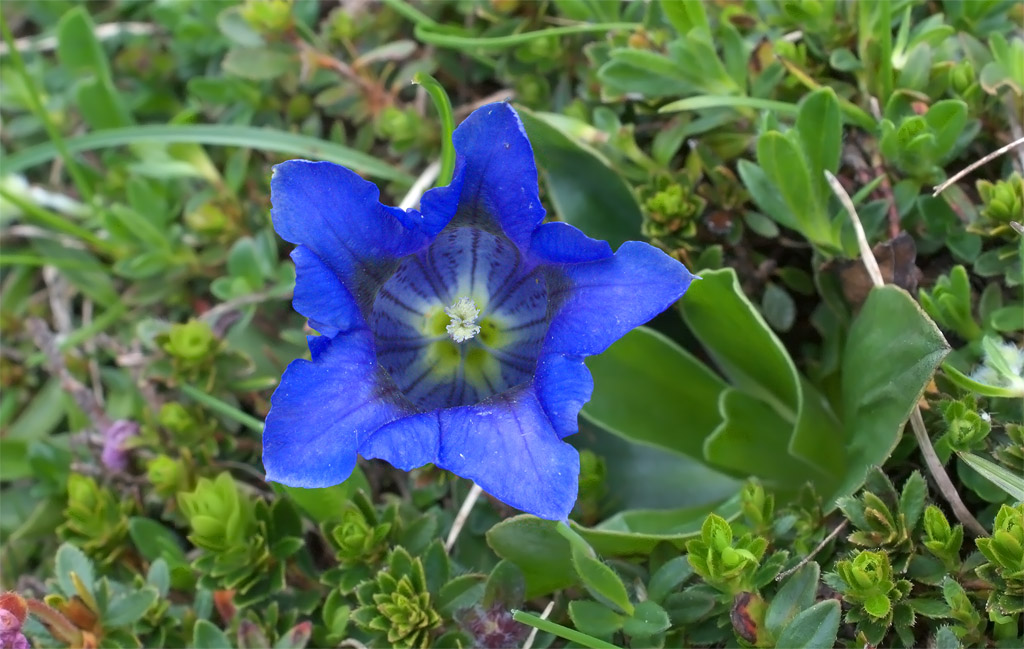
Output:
[2, 124, 415, 185]
[511, 610, 621, 649]
[414, 22, 638, 49]
[180, 384, 264, 434]
[659, 95, 799, 115]
[958, 452, 1024, 501]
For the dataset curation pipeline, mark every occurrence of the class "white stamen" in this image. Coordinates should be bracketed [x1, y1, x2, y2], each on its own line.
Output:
[444, 297, 481, 343]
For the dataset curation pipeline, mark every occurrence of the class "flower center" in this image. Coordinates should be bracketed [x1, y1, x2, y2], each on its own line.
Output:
[444, 297, 481, 343]
[368, 227, 550, 410]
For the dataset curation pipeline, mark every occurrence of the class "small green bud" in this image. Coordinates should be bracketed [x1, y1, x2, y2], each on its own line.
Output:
[721, 546, 741, 568]
[240, 0, 292, 33]
[942, 400, 991, 452]
[178, 473, 255, 552]
[327, 8, 355, 40]
[163, 320, 218, 363]
[977, 174, 1024, 226]
[330, 507, 391, 564]
[185, 201, 230, 235]
[287, 94, 313, 121]
[59, 474, 131, 564]
[741, 480, 774, 531]
[949, 60, 975, 95]
[976, 504, 1024, 614]
[158, 403, 195, 435]
[514, 74, 548, 107]
[147, 455, 188, 498]
[922, 505, 963, 568]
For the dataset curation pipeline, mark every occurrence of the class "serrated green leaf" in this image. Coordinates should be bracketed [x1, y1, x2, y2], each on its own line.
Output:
[571, 546, 634, 616]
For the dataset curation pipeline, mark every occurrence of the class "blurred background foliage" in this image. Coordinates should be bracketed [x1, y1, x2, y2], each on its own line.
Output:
[0, 0, 1022, 647]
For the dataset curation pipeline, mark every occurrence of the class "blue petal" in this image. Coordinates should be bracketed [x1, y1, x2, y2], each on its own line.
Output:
[530, 221, 613, 264]
[534, 354, 593, 439]
[437, 388, 580, 520]
[263, 331, 419, 488]
[446, 103, 546, 248]
[418, 157, 466, 236]
[543, 241, 695, 356]
[291, 246, 363, 337]
[360, 411, 440, 471]
[271, 160, 429, 315]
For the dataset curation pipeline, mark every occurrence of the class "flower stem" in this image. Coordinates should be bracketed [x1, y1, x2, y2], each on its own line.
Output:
[413, 73, 456, 187]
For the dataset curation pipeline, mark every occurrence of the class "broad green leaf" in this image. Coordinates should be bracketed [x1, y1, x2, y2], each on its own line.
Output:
[958, 452, 1024, 501]
[216, 6, 265, 46]
[757, 131, 830, 247]
[597, 55, 694, 98]
[682, 270, 844, 486]
[660, 0, 708, 35]
[681, 268, 799, 415]
[775, 599, 841, 649]
[483, 560, 525, 608]
[583, 327, 726, 460]
[574, 418, 740, 516]
[569, 600, 624, 637]
[705, 389, 818, 490]
[647, 556, 694, 604]
[765, 562, 820, 636]
[437, 574, 486, 616]
[57, 8, 132, 129]
[667, 30, 741, 95]
[6, 377, 65, 441]
[737, 160, 800, 231]
[128, 517, 188, 565]
[486, 516, 576, 598]
[834, 286, 949, 502]
[517, 108, 642, 248]
[0, 439, 30, 480]
[622, 600, 671, 637]
[104, 587, 159, 627]
[924, 100, 968, 159]
[56, 8, 112, 78]
[796, 88, 842, 185]
[570, 496, 741, 556]
[222, 47, 294, 81]
[56, 543, 95, 599]
[273, 467, 371, 523]
[75, 77, 133, 130]
[192, 620, 232, 649]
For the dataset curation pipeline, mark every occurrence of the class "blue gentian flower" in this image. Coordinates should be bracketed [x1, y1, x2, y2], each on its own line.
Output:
[264, 103, 694, 520]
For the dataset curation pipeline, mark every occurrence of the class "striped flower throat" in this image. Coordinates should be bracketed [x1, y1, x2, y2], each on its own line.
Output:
[369, 227, 549, 411]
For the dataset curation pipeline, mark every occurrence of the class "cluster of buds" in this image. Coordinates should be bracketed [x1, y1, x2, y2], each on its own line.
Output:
[686, 514, 767, 595]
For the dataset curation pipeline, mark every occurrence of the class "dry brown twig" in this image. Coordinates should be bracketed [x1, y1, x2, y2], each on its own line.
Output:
[932, 135, 1024, 197]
